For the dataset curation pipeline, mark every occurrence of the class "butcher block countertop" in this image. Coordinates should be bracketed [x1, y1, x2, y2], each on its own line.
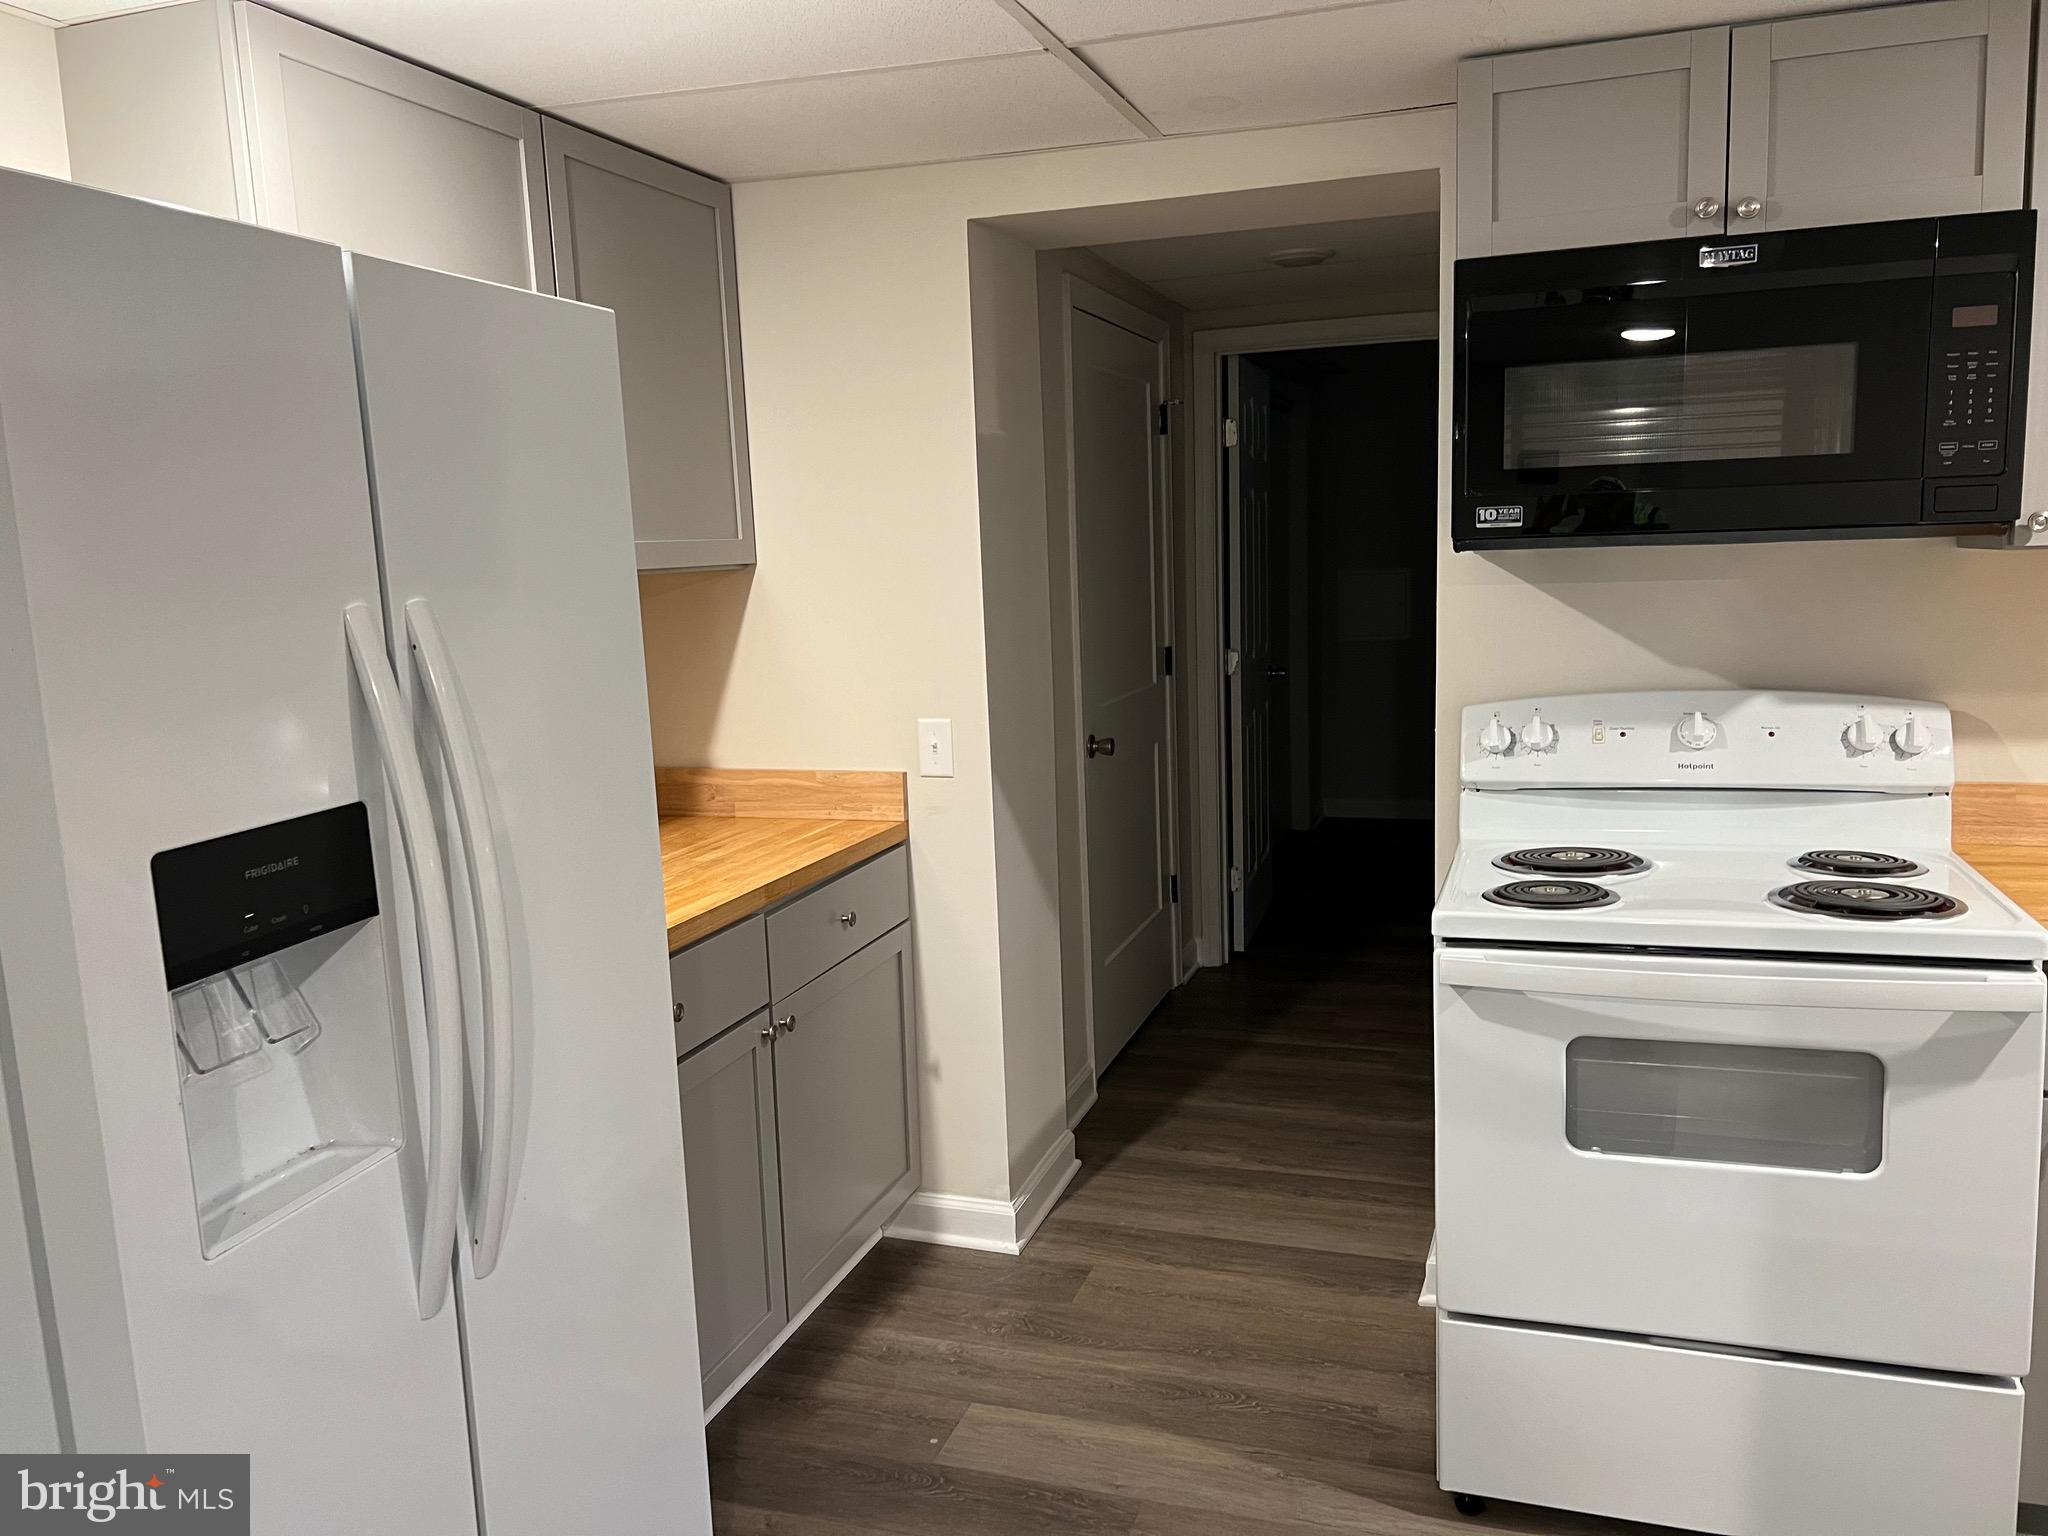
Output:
[1956, 782, 2048, 928]
[655, 768, 908, 951]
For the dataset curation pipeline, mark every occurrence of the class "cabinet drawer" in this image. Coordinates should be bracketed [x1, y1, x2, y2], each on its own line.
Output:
[768, 848, 908, 999]
[669, 916, 769, 1057]
[1437, 1313, 2021, 1534]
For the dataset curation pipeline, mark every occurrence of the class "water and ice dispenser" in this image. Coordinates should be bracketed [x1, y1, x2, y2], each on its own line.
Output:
[153, 804, 407, 1257]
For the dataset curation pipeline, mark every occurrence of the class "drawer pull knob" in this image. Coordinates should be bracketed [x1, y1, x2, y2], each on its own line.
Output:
[672, 1002, 685, 1024]
[1691, 196, 1721, 221]
[1735, 197, 1762, 220]
[839, 911, 859, 928]
[776, 1014, 798, 1035]
[759, 1024, 775, 1042]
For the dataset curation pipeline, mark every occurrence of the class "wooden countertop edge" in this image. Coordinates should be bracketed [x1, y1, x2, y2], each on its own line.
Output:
[663, 820, 908, 951]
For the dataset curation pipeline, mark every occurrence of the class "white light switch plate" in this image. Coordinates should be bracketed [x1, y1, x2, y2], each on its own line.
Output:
[917, 719, 954, 778]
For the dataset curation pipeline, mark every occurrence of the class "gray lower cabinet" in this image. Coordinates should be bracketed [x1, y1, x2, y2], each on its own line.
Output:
[671, 855, 918, 1409]
[677, 1011, 787, 1407]
[543, 120, 754, 571]
[771, 927, 920, 1313]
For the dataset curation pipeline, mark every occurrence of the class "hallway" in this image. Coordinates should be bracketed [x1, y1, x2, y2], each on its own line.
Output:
[706, 821, 1661, 1534]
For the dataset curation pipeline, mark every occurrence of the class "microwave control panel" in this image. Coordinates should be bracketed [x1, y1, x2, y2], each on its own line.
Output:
[1925, 271, 2017, 478]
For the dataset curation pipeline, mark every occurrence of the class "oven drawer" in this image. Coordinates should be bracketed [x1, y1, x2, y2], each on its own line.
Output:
[1434, 945, 2046, 1375]
[1437, 1313, 2022, 1536]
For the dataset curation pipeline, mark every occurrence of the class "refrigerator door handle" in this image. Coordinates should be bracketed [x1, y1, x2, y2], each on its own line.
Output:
[344, 603, 464, 1320]
[404, 598, 516, 1279]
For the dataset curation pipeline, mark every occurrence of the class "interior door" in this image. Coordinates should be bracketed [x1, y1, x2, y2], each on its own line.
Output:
[347, 255, 711, 1536]
[1072, 304, 1177, 1071]
[1228, 356, 1277, 951]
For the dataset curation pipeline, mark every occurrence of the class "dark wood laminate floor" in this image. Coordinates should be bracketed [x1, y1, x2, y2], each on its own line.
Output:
[709, 821, 1663, 1535]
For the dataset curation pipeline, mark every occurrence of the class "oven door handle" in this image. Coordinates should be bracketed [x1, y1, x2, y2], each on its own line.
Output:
[1438, 949, 2044, 1015]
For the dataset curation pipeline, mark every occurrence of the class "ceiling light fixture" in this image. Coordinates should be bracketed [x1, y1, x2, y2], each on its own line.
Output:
[1620, 326, 1678, 342]
[1266, 247, 1338, 269]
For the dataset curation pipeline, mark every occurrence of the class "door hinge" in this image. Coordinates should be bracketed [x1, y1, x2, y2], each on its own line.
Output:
[1223, 417, 1239, 449]
[1162, 644, 1174, 676]
[1158, 399, 1180, 436]
[1170, 874, 1180, 903]
[1224, 647, 1240, 676]
[1229, 866, 1244, 893]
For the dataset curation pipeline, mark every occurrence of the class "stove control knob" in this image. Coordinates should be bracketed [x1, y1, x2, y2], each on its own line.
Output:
[1478, 717, 1517, 756]
[1675, 710, 1719, 751]
[1522, 710, 1558, 754]
[1892, 716, 1935, 758]
[1843, 714, 1883, 755]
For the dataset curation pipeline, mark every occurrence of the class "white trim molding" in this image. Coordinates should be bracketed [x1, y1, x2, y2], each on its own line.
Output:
[886, 1131, 1080, 1256]
[1066, 1062, 1098, 1129]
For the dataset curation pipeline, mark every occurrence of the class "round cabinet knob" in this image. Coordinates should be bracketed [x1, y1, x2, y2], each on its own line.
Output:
[1843, 715, 1884, 755]
[1675, 710, 1719, 751]
[1478, 718, 1517, 756]
[1522, 710, 1558, 754]
[1892, 716, 1935, 758]
[1734, 197, 1763, 220]
[1692, 196, 1722, 221]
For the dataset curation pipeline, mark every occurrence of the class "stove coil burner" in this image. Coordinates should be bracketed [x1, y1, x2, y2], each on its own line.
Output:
[1483, 880, 1620, 911]
[1771, 881, 1965, 920]
[1791, 850, 1926, 878]
[1496, 846, 1649, 877]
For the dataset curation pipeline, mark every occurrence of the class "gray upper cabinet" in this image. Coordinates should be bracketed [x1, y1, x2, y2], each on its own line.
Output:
[544, 120, 755, 570]
[60, 2, 551, 292]
[677, 1012, 787, 1408]
[236, 5, 552, 290]
[1725, 0, 2028, 234]
[1457, 29, 1730, 258]
[1459, 0, 2029, 258]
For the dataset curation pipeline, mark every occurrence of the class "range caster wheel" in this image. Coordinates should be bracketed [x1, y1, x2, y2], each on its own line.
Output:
[1452, 1492, 1488, 1517]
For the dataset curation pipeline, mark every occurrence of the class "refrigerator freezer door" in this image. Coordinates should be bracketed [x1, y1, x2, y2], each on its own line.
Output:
[0, 172, 478, 1530]
[347, 254, 712, 1534]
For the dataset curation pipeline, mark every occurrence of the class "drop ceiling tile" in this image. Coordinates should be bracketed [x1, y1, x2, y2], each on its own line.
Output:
[1078, 5, 1455, 134]
[1022, 0, 1376, 45]
[1078, 0, 1891, 133]
[561, 52, 1144, 182]
[274, 0, 1040, 107]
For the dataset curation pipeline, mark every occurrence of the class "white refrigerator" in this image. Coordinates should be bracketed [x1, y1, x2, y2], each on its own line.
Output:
[0, 168, 713, 1533]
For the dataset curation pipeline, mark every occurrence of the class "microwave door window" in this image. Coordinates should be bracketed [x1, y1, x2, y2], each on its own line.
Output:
[1503, 343, 1860, 472]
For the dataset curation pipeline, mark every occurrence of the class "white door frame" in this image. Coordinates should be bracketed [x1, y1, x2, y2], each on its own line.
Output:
[1050, 274, 1180, 1126]
[1189, 311, 1437, 967]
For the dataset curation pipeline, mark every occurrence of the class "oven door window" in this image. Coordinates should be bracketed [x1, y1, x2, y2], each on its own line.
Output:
[1566, 1036, 1884, 1174]
[1465, 277, 1930, 498]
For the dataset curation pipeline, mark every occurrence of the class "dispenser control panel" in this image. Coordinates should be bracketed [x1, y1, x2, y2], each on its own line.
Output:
[152, 803, 379, 989]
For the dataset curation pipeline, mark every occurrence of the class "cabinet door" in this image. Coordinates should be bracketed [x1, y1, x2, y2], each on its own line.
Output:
[1726, 0, 2028, 234]
[234, 3, 552, 290]
[1457, 29, 1729, 258]
[772, 928, 918, 1313]
[677, 1013, 787, 1406]
[543, 119, 754, 570]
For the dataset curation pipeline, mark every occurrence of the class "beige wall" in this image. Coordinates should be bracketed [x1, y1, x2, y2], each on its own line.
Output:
[1434, 537, 2048, 864]
[640, 110, 1456, 1206]
[0, 12, 68, 180]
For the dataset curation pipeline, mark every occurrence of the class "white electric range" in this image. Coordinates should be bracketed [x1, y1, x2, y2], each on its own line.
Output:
[1427, 690, 2048, 1536]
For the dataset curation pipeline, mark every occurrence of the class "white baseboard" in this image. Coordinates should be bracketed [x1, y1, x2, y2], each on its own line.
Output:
[702, 1227, 882, 1422]
[1181, 938, 1203, 976]
[885, 1131, 1080, 1256]
[1066, 1063, 1097, 1129]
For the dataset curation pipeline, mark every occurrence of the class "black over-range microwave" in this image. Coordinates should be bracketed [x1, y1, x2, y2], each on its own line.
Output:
[1452, 211, 2036, 550]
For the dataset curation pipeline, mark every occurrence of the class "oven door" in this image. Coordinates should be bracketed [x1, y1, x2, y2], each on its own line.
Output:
[1434, 945, 2044, 1376]
[1459, 263, 1935, 543]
